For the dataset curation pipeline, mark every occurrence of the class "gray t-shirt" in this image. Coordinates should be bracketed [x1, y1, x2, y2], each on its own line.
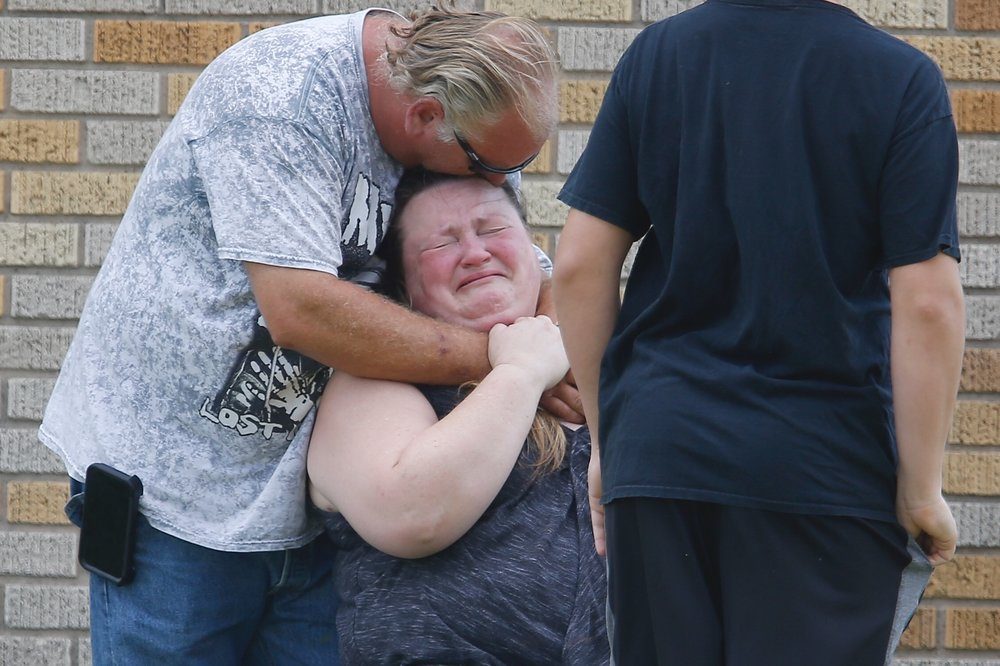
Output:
[39, 10, 403, 551]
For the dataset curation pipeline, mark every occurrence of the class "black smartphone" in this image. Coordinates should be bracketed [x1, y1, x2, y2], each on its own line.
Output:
[78, 463, 143, 586]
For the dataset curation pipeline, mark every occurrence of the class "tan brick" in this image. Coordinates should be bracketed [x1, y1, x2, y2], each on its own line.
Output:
[12, 172, 138, 216]
[899, 607, 936, 649]
[903, 37, 1000, 82]
[7, 481, 70, 525]
[926, 556, 1000, 599]
[950, 401, 1000, 445]
[952, 90, 1000, 134]
[531, 231, 553, 257]
[946, 608, 1000, 649]
[168, 72, 199, 115]
[961, 348, 1000, 393]
[487, 0, 629, 21]
[944, 451, 1000, 495]
[560, 80, 609, 124]
[0, 120, 78, 164]
[0, 223, 78, 266]
[95, 20, 241, 65]
[840, 0, 947, 28]
[522, 141, 552, 175]
[249, 22, 280, 34]
[957, 0, 1000, 31]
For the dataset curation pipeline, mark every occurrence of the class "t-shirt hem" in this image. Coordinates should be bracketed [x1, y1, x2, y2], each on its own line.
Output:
[602, 485, 898, 523]
[218, 248, 341, 277]
[143, 512, 324, 553]
[37, 424, 85, 482]
[881, 240, 960, 270]
[38, 425, 324, 553]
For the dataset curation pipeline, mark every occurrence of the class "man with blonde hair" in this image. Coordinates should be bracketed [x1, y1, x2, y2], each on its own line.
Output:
[41, 6, 563, 664]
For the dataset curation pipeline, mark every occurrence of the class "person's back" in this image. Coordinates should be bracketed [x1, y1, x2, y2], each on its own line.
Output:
[575, 0, 957, 521]
[554, 1, 963, 663]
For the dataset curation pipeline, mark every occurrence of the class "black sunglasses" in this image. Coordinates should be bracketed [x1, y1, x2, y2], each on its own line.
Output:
[454, 132, 539, 175]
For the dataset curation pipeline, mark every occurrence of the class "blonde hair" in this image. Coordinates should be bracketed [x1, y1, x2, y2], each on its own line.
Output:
[386, 6, 559, 143]
[527, 407, 568, 477]
[461, 382, 568, 478]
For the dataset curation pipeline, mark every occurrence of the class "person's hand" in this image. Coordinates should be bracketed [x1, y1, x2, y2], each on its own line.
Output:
[488, 316, 569, 391]
[588, 444, 606, 557]
[896, 492, 957, 566]
[540, 369, 585, 424]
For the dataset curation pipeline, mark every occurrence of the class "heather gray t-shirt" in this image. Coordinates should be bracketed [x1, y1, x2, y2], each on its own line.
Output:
[40, 10, 403, 551]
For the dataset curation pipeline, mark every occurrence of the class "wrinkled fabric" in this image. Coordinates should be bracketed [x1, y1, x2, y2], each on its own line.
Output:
[325, 385, 610, 665]
[40, 11, 403, 551]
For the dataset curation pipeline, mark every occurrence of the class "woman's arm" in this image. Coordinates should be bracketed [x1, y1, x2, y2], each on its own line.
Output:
[307, 316, 568, 559]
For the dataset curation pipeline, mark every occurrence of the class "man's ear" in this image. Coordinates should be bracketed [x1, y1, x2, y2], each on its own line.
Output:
[403, 97, 444, 138]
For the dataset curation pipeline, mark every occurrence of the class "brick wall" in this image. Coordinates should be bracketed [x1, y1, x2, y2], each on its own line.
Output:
[0, 0, 996, 664]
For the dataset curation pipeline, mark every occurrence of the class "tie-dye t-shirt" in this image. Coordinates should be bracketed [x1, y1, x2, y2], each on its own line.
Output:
[39, 10, 404, 551]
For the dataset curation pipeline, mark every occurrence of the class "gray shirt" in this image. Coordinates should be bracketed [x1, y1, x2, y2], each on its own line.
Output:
[325, 385, 610, 664]
[40, 10, 402, 551]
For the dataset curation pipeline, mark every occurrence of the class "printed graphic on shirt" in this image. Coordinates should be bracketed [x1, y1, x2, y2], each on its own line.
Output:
[342, 173, 392, 276]
[200, 313, 331, 441]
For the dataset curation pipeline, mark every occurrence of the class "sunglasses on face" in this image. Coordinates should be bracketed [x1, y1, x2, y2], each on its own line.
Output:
[454, 132, 539, 175]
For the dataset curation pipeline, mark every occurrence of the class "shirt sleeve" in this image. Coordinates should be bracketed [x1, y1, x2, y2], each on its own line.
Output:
[877, 58, 960, 269]
[558, 48, 649, 238]
[190, 116, 349, 276]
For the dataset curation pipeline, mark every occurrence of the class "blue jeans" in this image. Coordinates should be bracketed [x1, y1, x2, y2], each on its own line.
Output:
[67, 480, 340, 665]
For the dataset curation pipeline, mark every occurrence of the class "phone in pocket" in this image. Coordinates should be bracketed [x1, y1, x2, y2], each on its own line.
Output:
[78, 463, 143, 586]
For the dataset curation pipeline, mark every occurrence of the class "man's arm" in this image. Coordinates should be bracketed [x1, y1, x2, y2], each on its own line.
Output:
[246, 262, 491, 384]
[889, 252, 965, 565]
[553, 209, 635, 556]
[308, 316, 568, 559]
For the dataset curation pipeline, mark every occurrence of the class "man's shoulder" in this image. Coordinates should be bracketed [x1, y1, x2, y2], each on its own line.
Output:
[177, 13, 363, 133]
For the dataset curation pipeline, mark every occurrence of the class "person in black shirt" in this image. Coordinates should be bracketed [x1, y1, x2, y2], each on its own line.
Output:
[553, 1, 965, 664]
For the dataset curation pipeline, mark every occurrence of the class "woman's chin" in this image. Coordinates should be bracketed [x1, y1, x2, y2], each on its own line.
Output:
[461, 308, 532, 333]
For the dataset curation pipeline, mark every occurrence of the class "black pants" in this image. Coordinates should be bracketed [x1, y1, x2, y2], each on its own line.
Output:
[605, 498, 917, 666]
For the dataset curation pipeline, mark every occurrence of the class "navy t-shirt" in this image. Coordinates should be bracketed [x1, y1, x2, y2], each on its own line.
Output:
[558, 0, 960, 522]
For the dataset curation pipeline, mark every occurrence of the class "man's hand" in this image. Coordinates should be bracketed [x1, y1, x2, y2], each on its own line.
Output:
[896, 493, 957, 566]
[589, 444, 606, 557]
[540, 369, 585, 424]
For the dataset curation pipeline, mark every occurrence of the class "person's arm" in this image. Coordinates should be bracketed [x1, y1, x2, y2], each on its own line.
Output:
[552, 209, 636, 556]
[307, 315, 568, 559]
[246, 262, 492, 384]
[890, 252, 965, 565]
[536, 277, 586, 423]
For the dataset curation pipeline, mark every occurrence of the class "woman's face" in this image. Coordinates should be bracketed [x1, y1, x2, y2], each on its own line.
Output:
[400, 178, 541, 332]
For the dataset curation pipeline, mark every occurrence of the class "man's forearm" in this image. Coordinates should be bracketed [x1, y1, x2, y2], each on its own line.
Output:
[890, 254, 965, 501]
[246, 262, 491, 384]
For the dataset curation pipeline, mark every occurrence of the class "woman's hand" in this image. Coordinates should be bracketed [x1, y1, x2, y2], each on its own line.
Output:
[488, 315, 569, 391]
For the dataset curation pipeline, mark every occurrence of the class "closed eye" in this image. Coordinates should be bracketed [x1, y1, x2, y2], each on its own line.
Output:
[429, 237, 459, 249]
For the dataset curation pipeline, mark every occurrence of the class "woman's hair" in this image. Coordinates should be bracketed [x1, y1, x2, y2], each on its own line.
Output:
[380, 168, 567, 477]
[385, 6, 559, 143]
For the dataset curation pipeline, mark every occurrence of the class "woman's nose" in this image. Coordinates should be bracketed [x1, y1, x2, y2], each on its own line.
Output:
[460, 238, 491, 265]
